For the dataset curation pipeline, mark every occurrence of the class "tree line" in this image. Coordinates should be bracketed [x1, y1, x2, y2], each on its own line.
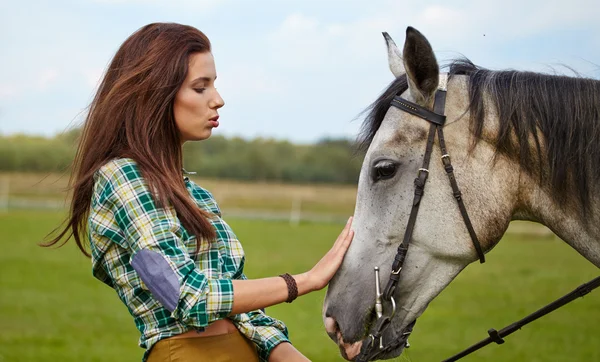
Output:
[0, 129, 365, 184]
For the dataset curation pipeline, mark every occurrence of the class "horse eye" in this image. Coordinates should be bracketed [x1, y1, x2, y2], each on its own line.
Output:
[373, 160, 398, 181]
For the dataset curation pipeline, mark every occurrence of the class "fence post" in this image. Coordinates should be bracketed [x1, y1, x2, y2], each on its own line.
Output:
[290, 196, 301, 226]
[0, 175, 9, 213]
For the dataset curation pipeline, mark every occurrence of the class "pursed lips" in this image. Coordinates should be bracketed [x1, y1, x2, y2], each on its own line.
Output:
[208, 115, 219, 127]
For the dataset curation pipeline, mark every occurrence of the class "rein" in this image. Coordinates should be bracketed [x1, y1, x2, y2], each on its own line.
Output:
[355, 74, 600, 362]
[442, 276, 600, 361]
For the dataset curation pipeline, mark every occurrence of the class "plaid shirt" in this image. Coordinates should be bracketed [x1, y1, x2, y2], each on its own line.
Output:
[88, 158, 289, 361]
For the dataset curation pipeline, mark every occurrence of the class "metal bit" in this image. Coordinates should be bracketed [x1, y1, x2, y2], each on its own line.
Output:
[374, 267, 384, 349]
[402, 326, 412, 349]
[374, 267, 383, 319]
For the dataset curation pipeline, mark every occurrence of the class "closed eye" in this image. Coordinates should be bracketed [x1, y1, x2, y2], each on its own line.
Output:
[193, 88, 206, 94]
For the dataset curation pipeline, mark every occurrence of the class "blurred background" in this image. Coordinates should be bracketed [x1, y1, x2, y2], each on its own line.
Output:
[1, 0, 599, 361]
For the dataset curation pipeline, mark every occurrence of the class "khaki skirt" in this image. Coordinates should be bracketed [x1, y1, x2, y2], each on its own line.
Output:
[147, 330, 259, 362]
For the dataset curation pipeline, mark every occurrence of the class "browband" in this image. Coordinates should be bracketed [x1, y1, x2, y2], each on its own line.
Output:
[390, 95, 446, 126]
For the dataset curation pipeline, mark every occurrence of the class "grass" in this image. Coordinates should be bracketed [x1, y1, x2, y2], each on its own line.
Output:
[0, 210, 598, 362]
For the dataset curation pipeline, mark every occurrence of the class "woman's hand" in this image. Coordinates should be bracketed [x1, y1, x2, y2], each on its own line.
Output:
[306, 216, 354, 291]
[229, 217, 353, 314]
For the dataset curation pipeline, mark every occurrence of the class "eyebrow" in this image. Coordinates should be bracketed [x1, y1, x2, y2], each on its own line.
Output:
[191, 76, 217, 85]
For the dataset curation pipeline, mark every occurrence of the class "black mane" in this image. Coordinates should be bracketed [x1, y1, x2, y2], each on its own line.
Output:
[359, 59, 600, 214]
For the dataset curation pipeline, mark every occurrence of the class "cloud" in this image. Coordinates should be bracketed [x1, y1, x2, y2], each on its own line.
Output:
[218, 64, 282, 100]
[0, 69, 61, 99]
[407, 0, 599, 44]
[265, 0, 600, 85]
[0, 85, 18, 99]
[90, 0, 226, 10]
[271, 0, 600, 59]
[81, 67, 106, 90]
[268, 12, 399, 71]
[269, 13, 331, 69]
[37, 69, 60, 91]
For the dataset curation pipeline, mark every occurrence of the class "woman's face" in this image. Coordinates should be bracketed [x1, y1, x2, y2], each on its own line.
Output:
[174, 52, 224, 143]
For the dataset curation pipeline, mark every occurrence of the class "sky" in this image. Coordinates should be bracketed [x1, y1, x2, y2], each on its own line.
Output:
[1, 0, 599, 143]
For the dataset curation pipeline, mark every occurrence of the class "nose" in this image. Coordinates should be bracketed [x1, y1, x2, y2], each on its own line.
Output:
[210, 89, 225, 109]
[324, 316, 363, 361]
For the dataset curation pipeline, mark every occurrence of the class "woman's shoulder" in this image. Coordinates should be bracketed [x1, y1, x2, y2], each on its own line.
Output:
[95, 157, 143, 184]
[92, 158, 147, 204]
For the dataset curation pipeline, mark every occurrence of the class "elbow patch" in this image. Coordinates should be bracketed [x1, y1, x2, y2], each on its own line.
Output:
[131, 249, 180, 312]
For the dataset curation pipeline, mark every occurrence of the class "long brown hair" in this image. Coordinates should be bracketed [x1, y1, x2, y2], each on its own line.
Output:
[43, 23, 216, 256]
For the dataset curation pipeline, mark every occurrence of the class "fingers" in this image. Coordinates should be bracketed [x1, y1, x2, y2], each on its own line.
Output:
[334, 216, 353, 246]
[338, 229, 354, 256]
[338, 220, 353, 245]
[343, 216, 353, 237]
[344, 229, 354, 246]
[312, 219, 355, 289]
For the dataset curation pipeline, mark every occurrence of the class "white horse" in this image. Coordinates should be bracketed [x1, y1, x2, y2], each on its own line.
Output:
[323, 27, 600, 360]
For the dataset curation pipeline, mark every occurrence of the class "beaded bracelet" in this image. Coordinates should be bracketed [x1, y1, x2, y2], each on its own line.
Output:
[279, 273, 298, 303]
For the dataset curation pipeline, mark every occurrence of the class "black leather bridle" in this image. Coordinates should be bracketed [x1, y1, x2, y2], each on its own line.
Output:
[356, 74, 486, 362]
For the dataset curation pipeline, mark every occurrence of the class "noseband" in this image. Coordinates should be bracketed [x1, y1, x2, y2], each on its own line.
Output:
[356, 74, 486, 362]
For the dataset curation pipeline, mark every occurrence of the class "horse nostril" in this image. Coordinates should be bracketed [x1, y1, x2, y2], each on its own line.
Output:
[324, 317, 339, 337]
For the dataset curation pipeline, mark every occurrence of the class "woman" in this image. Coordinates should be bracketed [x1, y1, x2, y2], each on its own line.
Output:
[44, 22, 354, 362]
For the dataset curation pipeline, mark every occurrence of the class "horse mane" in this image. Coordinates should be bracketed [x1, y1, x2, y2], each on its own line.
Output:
[358, 74, 408, 151]
[358, 58, 600, 214]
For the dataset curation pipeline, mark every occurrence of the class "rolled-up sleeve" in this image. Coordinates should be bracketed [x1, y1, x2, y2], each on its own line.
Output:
[96, 161, 234, 327]
[231, 309, 290, 362]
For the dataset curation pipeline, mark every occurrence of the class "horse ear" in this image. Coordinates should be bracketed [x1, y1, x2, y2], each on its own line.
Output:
[383, 32, 405, 78]
[402, 27, 439, 105]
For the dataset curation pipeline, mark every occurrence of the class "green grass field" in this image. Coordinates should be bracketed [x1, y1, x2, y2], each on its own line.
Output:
[1, 211, 598, 362]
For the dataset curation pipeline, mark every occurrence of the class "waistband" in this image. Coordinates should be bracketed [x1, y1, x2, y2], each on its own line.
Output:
[147, 329, 259, 362]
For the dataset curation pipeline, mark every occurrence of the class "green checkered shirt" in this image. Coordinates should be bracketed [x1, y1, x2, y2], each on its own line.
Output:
[88, 158, 290, 361]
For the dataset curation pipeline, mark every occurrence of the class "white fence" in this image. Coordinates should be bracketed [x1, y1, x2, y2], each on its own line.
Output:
[2, 195, 555, 236]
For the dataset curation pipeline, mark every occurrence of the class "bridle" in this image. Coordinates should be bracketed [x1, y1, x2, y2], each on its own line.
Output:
[356, 74, 486, 362]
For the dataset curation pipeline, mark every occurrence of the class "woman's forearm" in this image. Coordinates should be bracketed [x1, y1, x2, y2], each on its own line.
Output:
[269, 342, 311, 362]
[230, 273, 314, 315]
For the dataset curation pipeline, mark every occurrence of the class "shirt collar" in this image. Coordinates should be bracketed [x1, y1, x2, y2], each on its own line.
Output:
[182, 168, 197, 176]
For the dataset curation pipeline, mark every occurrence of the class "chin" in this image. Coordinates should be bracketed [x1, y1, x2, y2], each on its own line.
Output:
[188, 131, 212, 142]
[199, 132, 212, 140]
